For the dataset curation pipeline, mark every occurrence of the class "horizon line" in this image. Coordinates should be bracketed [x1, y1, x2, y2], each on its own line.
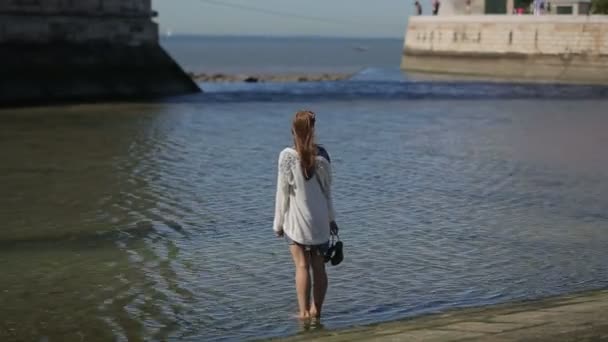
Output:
[159, 32, 404, 40]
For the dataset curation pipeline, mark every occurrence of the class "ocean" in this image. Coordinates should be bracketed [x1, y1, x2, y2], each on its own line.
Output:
[160, 35, 404, 74]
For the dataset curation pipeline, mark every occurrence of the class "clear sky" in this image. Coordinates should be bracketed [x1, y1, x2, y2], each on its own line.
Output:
[152, 0, 411, 38]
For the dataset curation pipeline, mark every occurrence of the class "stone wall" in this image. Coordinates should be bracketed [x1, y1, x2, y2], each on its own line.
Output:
[0, 16, 157, 45]
[0, 0, 151, 16]
[0, 44, 200, 106]
[401, 15, 608, 84]
[0, 0, 200, 106]
[0, 0, 156, 45]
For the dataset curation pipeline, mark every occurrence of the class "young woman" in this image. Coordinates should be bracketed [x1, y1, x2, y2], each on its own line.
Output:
[273, 110, 339, 320]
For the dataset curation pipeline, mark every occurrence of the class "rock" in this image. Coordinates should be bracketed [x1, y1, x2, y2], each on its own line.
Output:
[189, 72, 352, 83]
[212, 73, 226, 81]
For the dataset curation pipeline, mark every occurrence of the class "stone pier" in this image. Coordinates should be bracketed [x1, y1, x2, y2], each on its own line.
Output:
[0, 0, 200, 107]
[401, 16, 608, 84]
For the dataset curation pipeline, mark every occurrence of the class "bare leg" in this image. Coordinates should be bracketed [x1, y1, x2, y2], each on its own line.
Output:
[309, 251, 328, 319]
[290, 244, 311, 320]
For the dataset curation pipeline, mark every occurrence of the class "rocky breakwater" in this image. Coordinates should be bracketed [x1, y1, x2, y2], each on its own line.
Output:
[190, 72, 353, 83]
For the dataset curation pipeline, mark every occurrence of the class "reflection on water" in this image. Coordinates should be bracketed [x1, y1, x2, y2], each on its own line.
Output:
[1, 96, 608, 341]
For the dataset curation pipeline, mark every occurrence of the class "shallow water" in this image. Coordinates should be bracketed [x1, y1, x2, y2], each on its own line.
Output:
[1, 77, 608, 341]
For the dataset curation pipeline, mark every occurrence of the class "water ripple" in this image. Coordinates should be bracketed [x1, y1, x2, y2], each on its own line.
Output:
[1, 96, 607, 341]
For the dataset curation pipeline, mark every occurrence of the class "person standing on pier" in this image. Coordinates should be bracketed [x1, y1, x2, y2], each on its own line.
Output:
[432, 0, 441, 15]
[415, 0, 423, 15]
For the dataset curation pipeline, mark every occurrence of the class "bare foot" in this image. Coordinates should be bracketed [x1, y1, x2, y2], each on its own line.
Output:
[309, 307, 321, 319]
[298, 311, 311, 320]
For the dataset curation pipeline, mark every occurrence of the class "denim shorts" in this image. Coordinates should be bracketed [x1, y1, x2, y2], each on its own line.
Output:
[285, 235, 330, 256]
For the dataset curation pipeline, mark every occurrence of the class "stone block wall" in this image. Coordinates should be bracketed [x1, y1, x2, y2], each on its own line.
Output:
[0, 0, 156, 45]
[402, 15, 608, 84]
[0, 0, 151, 16]
[0, 16, 157, 45]
[405, 16, 608, 55]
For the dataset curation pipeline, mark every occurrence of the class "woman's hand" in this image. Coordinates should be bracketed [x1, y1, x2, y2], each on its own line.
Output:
[276, 229, 284, 238]
[330, 221, 339, 236]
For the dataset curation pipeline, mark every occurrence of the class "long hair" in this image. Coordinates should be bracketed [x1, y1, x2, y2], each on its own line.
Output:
[292, 110, 316, 179]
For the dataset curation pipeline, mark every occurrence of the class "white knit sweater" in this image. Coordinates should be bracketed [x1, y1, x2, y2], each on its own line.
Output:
[273, 147, 336, 245]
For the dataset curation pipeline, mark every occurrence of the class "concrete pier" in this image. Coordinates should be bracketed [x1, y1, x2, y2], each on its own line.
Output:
[401, 16, 608, 84]
[0, 0, 200, 106]
[274, 289, 608, 341]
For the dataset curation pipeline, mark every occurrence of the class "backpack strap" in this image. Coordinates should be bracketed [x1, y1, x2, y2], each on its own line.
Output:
[317, 145, 331, 163]
[315, 145, 331, 198]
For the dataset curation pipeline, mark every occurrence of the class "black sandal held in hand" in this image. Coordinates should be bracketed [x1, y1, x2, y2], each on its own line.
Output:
[324, 234, 343, 266]
[331, 238, 343, 266]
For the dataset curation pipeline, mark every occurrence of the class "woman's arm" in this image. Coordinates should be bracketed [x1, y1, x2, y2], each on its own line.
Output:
[273, 150, 292, 235]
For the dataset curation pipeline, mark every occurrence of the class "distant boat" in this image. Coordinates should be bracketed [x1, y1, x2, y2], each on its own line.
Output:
[352, 46, 368, 52]
[166, 29, 173, 38]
